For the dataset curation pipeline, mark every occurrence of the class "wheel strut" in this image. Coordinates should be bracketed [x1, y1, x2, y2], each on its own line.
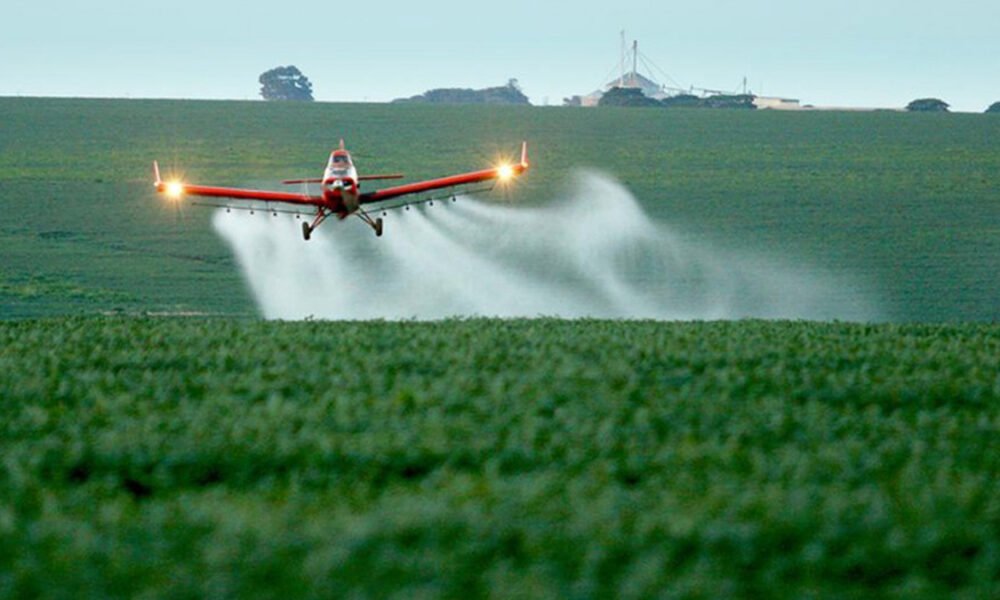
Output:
[303, 208, 329, 242]
[356, 207, 384, 237]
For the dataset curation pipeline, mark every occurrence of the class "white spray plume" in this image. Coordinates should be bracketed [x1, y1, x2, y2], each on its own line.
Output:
[212, 172, 879, 321]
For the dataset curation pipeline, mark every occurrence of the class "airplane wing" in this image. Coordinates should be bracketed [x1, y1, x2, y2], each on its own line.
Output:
[153, 161, 324, 207]
[359, 142, 529, 205]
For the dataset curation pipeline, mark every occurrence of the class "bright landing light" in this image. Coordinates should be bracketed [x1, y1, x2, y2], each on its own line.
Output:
[497, 164, 515, 182]
[165, 181, 184, 199]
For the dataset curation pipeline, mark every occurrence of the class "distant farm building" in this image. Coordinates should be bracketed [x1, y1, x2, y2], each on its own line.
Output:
[581, 70, 669, 107]
[753, 96, 802, 110]
[573, 37, 675, 107]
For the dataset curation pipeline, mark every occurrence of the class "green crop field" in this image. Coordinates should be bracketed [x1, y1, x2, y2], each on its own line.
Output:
[2, 99, 999, 597]
[1, 97, 998, 320]
[1, 317, 998, 598]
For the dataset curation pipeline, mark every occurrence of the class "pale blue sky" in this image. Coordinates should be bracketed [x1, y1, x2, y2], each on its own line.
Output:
[2, 0, 998, 111]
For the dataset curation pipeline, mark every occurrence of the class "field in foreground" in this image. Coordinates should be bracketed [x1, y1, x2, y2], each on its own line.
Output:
[1, 318, 998, 598]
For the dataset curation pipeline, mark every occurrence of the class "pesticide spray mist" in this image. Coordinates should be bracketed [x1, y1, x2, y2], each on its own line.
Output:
[212, 172, 878, 320]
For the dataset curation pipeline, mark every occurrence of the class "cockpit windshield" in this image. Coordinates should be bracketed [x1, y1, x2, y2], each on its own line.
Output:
[331, 154, 350, 165]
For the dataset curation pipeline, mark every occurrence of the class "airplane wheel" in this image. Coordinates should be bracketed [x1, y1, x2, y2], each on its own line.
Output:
[375, 218, 383, 237]
[302, 222, 312, 241]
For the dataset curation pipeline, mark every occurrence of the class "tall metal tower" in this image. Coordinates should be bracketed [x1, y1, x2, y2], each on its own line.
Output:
[619, 31, 640, 88]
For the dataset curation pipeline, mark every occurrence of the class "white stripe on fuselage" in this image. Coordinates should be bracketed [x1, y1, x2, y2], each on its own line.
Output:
[324, 151, 359, 212]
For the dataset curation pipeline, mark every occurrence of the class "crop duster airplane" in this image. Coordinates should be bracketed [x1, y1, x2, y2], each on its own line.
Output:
[153, 141, 529, 240]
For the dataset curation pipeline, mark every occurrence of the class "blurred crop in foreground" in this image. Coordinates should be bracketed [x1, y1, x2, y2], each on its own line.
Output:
[1, 317, 997, 598]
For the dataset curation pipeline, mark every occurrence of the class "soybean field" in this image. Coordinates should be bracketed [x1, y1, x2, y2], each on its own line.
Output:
[1, 98, 999, 598]
[1, 317, 998, 597]
[1, 97, 998, 320]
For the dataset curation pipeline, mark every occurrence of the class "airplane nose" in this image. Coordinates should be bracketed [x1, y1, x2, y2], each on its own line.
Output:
[326, 178, 355, 192]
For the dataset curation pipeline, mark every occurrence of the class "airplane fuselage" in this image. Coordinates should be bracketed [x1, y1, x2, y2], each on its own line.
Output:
[323, 149, 359, 216]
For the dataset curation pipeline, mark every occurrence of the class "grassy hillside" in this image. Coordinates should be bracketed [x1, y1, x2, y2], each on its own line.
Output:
[1, 98, 998, 320]
[1, 317, 998, 597]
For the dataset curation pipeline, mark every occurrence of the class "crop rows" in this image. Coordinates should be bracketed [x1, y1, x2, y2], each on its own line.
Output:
[1, 317, 998, 597]
[2, 98, 999, 320]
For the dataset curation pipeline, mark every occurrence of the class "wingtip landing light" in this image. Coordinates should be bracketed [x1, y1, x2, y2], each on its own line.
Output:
[165, 180, 185, 199]
[496, 141, 529, 182]
[153, 160, 185, 199]
[497, 163, 515, 182]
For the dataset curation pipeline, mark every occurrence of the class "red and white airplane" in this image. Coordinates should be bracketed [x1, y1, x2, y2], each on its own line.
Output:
[154, 141, 529, 240]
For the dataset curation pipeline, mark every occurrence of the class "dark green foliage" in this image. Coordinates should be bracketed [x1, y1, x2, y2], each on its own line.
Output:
[699, 94, 757, 109]
[394, 79, 530, 105]
[659, 93, 702, 108]
[906, 98, 949, 112]
[258, 65, 314, 101]
[986, 102, 1000, 114]
[598, 87, 662, 107]
[601, 91, 756, 110]
[0, 317, 998, 597]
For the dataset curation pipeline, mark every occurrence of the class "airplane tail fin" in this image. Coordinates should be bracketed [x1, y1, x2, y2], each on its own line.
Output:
[338, 139, 345, 151]
[520, 141, 529, 167]
[153, 161, 162, 185]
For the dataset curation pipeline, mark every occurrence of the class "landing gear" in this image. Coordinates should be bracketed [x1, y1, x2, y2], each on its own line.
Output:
[357, 207, 384, 237]
[302, 208, 329, 242]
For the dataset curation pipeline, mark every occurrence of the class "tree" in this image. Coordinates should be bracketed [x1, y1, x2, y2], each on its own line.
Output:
[259, 66, 314, 101]
[481, 80, 530, 105]
[700, 94, 757, 110]
[392, 80, 530, 105]
[906, 98, 949, 112]
[986, 102, 1000, 114]
[660, 94, 701, 108]
[598, 87, 660, 107]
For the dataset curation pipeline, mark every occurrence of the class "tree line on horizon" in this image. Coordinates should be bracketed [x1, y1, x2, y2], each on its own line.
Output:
[390, 79, 530, 105]
[905, 99, 1000, 113]
[256, 65, 1000, 113]
[581, 87, 757, 110]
